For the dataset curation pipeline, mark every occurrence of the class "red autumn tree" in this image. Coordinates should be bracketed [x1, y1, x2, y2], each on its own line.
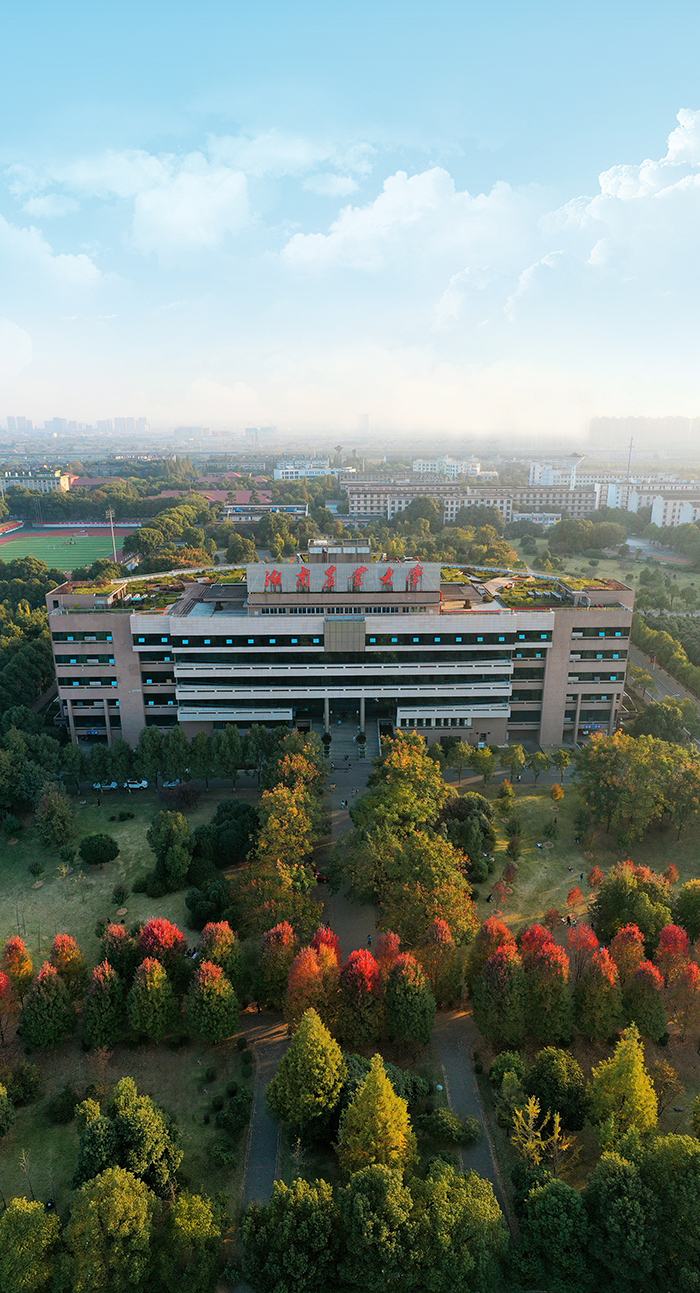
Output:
[654, 924, 691, 985]
[83, 959, 126, 1048]
[285, 945, 339, 1032]
[503, 861, 518, 884]
[338, 949, 382, 1046]
[50, 934, 88, 1000]
[375, 930, 401, 974]
[185, 959, 239, 1044]
[138, 918, 187, 966]
[417, 918, 458, 1001]
[609, 924, 645, 988]
[101, 923, 139, 981]
[260, 921, 296, 1009]
[667, 961, 700, 1040]
[525, 941, 573, 1044]
[493, 880, 508, 907]
[0, 970, 15, 1044]
[664, 864, 680, 885]
[520, 924, 555, 969]
[574, 946, 623, 1041]
[199, 921, 240, 980]
[472, 943, 525, 1048]
[468, 916, 517, 988]
[588, 866, 605, 889]
[311, 926, 341, 966]
[2, 937, 33, 1003]
[543, 907, 561, 933]
[384, 952, 436, 1047]
[567, 887, 585, 911]
[623, 959, 667, 1041]
[567, 924, 599, 983]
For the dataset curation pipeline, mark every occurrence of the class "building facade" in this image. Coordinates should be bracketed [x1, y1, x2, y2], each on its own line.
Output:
[4, 470, 71, 493]
[47, 564, 633, 751]
[344, 481, 601, 523]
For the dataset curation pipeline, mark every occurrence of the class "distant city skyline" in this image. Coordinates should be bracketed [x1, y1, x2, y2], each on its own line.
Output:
[3, 2, 700, 434]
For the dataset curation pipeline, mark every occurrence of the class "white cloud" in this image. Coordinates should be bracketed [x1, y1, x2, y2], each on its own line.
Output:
[131, 162, 248, 254]
[0, 215, 100, 287]
[303, 173, 359, 197]
[0, 318, 32, 380]
[22, 194, 78, 218]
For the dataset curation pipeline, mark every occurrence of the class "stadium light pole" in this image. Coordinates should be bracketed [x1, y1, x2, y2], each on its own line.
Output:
[106, 507, 117, 563]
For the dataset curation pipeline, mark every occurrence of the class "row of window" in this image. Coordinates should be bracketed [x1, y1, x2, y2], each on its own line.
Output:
[56, 655, 116, 665]
[176, 673, 512, 689]
[132, 629, 553, 649]
[179, 695, 511, 711]
[52, 631, 114, 643]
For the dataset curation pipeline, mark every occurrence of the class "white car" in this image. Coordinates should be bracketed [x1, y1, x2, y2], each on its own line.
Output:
[92, 781, 119, 791]
[124, 779, 148, 790]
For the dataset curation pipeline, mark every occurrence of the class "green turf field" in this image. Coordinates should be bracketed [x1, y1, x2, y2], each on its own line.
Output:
[0, 530, 133, 571]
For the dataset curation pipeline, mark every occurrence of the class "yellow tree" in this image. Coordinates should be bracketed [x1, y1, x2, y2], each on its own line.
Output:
[587, 1023, 658, 1145]
[510, 1096, 578, 1178]
[337, 1054, 417, 1177]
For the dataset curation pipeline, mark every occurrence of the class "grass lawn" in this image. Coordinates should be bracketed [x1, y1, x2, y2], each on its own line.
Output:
[509, 537, 696, 589]
[0, 529, 137, 571]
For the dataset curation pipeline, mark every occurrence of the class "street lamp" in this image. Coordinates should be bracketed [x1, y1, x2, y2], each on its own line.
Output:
[106, 507, 117, 563]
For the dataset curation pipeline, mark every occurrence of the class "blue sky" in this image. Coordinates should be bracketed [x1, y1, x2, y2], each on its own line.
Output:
[3, 0, 700, 436]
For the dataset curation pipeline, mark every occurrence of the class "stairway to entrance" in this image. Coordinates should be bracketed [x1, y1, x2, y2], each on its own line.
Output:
[313, 716, 380, 763]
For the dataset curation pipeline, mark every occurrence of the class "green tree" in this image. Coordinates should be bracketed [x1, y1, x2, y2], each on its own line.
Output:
[146, 810, 193, 890]
[127, 958, 178, 1043]
[637, 1134, 700, 1292]
[241, 1177, 341, 1293]
[163, 725, 190, 780]
[20, 962, 75, 1049]
[469, 747, 497, 786]
[583, 1151, 657, 1292]
[64, 1167, 155, 1293]
[526, 751, 551, 784]
[134, 725, 165, 786]
[550, 748, 572, 780]
[338, 1165, 414, 1292]
[674, 878, 700, 942]
[499, 743, 526, 780]
[49, 932, 88, 999]
[79, 833, 120, 868]
[337, 1054, 417, 1177]
[61, 741, 86, 793]
[185, 960, 239, 1044]
[155, 1192, 222, 1293]
[83, 960, 126, 1048]
[384, 953, 436, 1047]
[189, 731, 215, 788]
[35, 783, 74, 849]
[411, 1159, 508, 1293]
[514, 1177, 593, 1293]
[622, 960, 667, 1041]
[73, 1077, 182, 1195]
[446, 741, 472, 783]
[587, 1024, 658, 1144]
[523, 1048, 588, 1131]
[198, 920, 240, 981]
[0, 1196, 61, 1293]
[0, 1081, 14, 1136]
[574, 947, 623, 1041]
[267, 1007, 347, 1135]
[107, 736, 134, 785]
[211, 724, 242, 786]
[590, 860, 671, 952]
[473, 944, 526, 1048]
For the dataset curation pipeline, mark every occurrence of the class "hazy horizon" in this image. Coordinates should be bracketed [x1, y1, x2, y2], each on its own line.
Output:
[4, 2, 700, 436]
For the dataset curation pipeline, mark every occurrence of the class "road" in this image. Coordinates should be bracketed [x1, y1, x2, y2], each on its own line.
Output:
[629, 642, 700, 709]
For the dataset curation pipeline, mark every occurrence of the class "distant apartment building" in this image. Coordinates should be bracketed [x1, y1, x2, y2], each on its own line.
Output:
[345, 481, 601, 524]
[649, 494, 700, 528]
[6, 417, 34, 432]
[3, 469, 71, 493]
[274, 458, 332, 480]
[412, 456, 482, 478]
[46, 562, 633, 749]
[512, 512, 562, 526]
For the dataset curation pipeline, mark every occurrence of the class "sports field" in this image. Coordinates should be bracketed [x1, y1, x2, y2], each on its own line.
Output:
[0, 527, 137, 572]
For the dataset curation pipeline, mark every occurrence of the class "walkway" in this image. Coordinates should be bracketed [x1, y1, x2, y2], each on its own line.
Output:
[322, 717, 379, 957]
[239, 1013, 289, 1208]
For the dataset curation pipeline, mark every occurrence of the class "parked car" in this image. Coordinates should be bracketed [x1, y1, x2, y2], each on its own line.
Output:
[124, 780, 148, 790]
[92, 781, 119, 791]
[162, 779, 182, 788]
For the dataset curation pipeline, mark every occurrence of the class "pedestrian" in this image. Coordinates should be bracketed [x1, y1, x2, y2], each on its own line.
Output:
[566, 914, 572, 926]
[256, 1000, 262, 1014]
[367, 933, 372, 947]
[580, 873, 584, 882]
[486, 893, 493, 903]
[97, 798, 101, 807]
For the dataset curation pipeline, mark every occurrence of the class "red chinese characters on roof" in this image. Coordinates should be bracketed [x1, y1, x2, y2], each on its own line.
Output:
[407, 563, 424, 590]
[380, 568, 394, 587]
[322, 566, 337, 591]
[264, 569, 283, 591]
[350, 565, 369, 590]
[296, 566, 310, 590]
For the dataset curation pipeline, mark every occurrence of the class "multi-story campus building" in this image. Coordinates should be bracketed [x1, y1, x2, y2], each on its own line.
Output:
[344, 480, 601, 523]
[3, 469, 71, 493]
[46, 560, 633, 751]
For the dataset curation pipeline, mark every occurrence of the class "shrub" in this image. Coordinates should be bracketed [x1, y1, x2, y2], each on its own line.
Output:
[205, 1067, 217, 1082]
[226, 1081, 238, 1096]
[46, 1083, 80, 1124]
[212, 1096, 224, 1111]
[112, 883, 128, 904]
[0, 1061, 43, 1105]
[217, 1087, 253, 1139]
[417, 1107, 481, 1146]
[28, 860, 44, 877]
[489, 1051, 525, 1087]
[242, 1065, 252, 1081]
[242, 1049, 253, 1065]
[209, 1140, 237, 1168]
[132, 875, 149, 894]
[236, 1036, 247, 1051]
[4, 813, 22, 835]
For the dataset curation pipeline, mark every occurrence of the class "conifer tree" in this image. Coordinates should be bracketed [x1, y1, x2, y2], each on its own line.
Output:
[337, 1053, 417, 1176]
[473, 943, 525, 1048]
[100, 923, 139, 981]
[260, 920, 296, 1009]
[375, 930, 401, 976]
[338, 949, 382, 1047]
[199, 920, 240, 981]
[384, 953, 436, 1047]
[588, 1023, 658, 1143]
[310, 925, 341, 965]
[50, 933, 88, 999]
[185, 960, 239, 1043]
[654, 923, 690, 984]
[20, 962, 75, 1049]
[574, 946, 623, 1041]
[2, 936, 33, 1002]
[267, 1007, 347, 1134]
[138, 917, 187, 966]
[525, 941, 573, 1044]
[667, 960, 700, 1040]
[467, 916, 517, 988]
[284, 944, 339, 1031]
[623, 960, 667, 1041]
[83, 960, 126, 1048]
[417, 917, 458, 1001]
[127, 958, 178, 1042]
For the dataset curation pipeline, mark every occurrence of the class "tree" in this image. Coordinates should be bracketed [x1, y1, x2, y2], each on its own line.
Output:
[524, 942, 573, 1045]
[376, 930, 401, 976]
[630, 698, 691, 743]
[582, 1152, 657, 1293]
[73, 1076, 182, 1194]
[338, 1165, 414, 1293]
[50, 932, 88, 999]
[267, 1007, 346, 1135]
[35, 783, 74, 849]
[0, 1196, 61, 1293]
[146, 811, 193, 890]
[260, 920, 296, 1009]
[499, 743, 526, 779]
[609, 923, 645, 987]
[410, 1158, 508, 1293]
[79, 833, 120, 869]
[623, 960, 667, 1041]
[590, 860, 672, 952]
[524, 1047, 587, 1131]
[20, 962, 75, 1049]
[127, 958, 178, 1042]
[0, 1080, 13, 1137]
[138, 917, 187, 966]
[211, 724, 243, 786]
[189, 731, 216, 788]
[651, 1060, 684, 1116]
[156, 1191, 223, 1293]
[526, 751, 551, 784]
[515, 1177, 593, 1293]
[162, 725, 190, 781]
[574, 947, 623, 1041]
[198, 920, 239, 981]
[107, 736, 134, 786]
[284, 944, 340, 1032]
[636, 1134, 700, 1291]
[654, 922, 690, 987]
[185, 960, 239, 1044]
[101, 923, 139, 980]
[467, 916, 516, 988]
[3, 935, 33, 1001]
[446, 741, 472, 783]
[337, 1054, 417, 1177]
[338, 950, 382, 1047]
[134, 725, 164, 785]
[473, 941, 525, 1048]
[588, 865, 605, 888]
[567, 923, 599, 982]
[674, 878, 700, 942]
[64, 1167, 155, 1293]
[417, 917, 457, 1001]
[468, 747, 496, 786]
[510, 1097, 577, 1178]
[550, 782, 565, 802]
[384, 953, 436, 1047]
[242, 1177, 341, 1293]
[588, 1024, 658, 1144]
[666, 960, 700, 1039]
[550, 748, 572, 779]
[61, 741, 86, 793]
[83, 960, 126, 1048]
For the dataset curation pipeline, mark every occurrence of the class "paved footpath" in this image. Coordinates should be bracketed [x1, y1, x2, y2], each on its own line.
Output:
[238, 1013, 289, 1208]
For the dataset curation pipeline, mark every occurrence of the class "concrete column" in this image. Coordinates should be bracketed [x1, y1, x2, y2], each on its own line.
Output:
[359, 696, 365, 732]
[66, 698, 76, 744]
[103, 698, 112, 747]
[324, 695, 330, 733]
[574, 692, 582, 744]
